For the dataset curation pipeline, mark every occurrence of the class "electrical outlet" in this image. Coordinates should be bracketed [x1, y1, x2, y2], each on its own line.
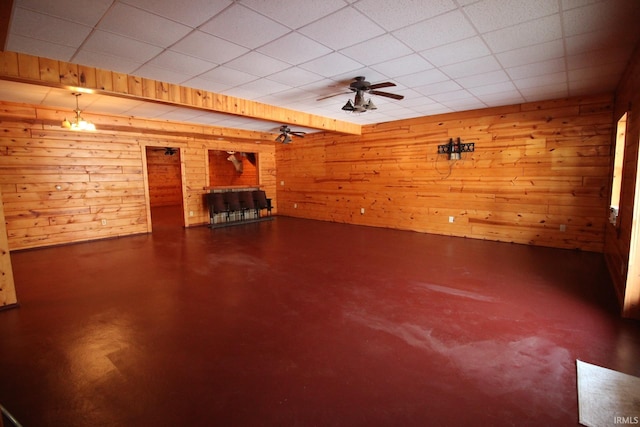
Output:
[448, 216, 454, 223]
[101, 219, 107, 226]
[189, 211, 194, 217]
[280, 180, 285, 186]
[360, 208, 365, 214]
[559, 224, 566, 232]
[294, 203, 297, 208]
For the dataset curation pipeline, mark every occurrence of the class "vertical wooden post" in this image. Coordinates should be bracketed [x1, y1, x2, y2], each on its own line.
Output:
[0, 190, 17, 309]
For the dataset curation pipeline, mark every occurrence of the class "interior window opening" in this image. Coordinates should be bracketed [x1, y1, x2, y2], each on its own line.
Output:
[610, 112, 628, 226]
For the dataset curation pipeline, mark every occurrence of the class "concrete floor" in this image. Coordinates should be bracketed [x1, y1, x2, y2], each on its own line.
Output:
[0, 207, 639, 426]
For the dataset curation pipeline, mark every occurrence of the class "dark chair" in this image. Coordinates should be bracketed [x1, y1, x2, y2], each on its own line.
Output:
[238, 190, 255, 220]
[205, 192, 228, 223]
[223, 191, 242, 221]
[252, 190, 272, 217]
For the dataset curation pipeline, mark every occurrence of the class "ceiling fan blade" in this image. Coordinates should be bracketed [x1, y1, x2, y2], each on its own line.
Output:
[368, 82, 396, 90]
[316, 91, 350, 101]
[291, 132, 306, 137]
[370, 90, 404, 100]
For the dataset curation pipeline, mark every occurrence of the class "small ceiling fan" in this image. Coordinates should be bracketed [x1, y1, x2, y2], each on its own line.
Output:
[317, 76, 404, 112]
[275, 125, 306, 144]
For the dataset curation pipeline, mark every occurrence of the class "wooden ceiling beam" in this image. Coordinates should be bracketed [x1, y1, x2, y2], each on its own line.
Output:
[0, 51, 362, 136]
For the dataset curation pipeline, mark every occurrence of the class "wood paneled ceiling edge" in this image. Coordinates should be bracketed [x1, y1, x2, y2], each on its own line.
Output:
[0, 51, 362, 136]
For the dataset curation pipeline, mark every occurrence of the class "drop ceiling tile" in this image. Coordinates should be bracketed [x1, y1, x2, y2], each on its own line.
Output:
[467, 81, 517, 96]
[16, 0, 113, 26]
[482, 14, 562, 53]
[299, 7, 385, 50]
[81, 30, 163, 63]
[98, 3, 191, 47]
[235, 78, 291, 98]
[340, 34, 413, 66]
[440, 56, 502, 79]
[122, 0, 232, 28]
[226, 52, 291, 77]
[6, 34, 78, 62]
[568, 75, 619, 94]
[198, 66, 259, 87]
[45, 89, 84, 110]
[414, 80, 462, 96]
[420, 37, 490, 68]
[10, 8, 93, 47]
[561, 0, 600, 11]
[371, 54, 434, 78]
[258, 33, 332, 65]
[141, 50, 217, 76]
[477, 91, 525, 107]
[199, 4, 290, 49]
[463, 0, 558, 33]
[82, 95, 144, 115]
[354, 0, 457, 31]
[562, 0, 640, 37]
[239, 0, 347, 29]
[124, 103, 174, 119]
[171, 31, 249, 64]
[439, 98, 486, 111]
[455, 70, 510, 88]
[259, 87, 313, 105]
[156, 107, 208, 122]
[513, 71, 567, 90]
[567, 47, 631, 70]
[568, 62, 624, 83]
[393, 10, 477, 52]
[73, 50, 144, 74]
[132, 65, 189, 84]
[0, 81, 51, 105]
[299, 52, 363, 78]
[519, 83, 568, 101]
[411, 103, 452, 116]
[266, 67, 325, 87]
[429, 89, 476, 103]
[496, 39, 564, 68]
[181, 77, 231, 93]
[395, 68, 450, 87]
[330, 69, 389, 85]
[564, 29, 637, 57]
[506, 57, 565, 80]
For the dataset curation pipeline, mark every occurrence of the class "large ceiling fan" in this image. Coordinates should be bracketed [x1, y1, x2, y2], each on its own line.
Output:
[318, 76, 404, 113]
[275, 125, 306, 144]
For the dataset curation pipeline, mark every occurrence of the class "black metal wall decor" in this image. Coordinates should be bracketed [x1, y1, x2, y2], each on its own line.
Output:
[438, 137, 475, 160]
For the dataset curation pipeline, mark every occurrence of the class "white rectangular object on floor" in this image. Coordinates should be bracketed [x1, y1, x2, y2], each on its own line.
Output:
[576, 359, 640, 427]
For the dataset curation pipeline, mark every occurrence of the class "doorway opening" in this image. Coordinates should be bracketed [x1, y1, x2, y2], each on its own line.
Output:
[146, 146, 184, 228]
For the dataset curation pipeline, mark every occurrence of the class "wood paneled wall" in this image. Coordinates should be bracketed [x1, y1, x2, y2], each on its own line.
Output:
[0, 190, 17, 308]
[208, 150, 258, 187]
[605, 43, 640, 319]
[276, 95, 613, 253]
[146, 147, 182, 207]
[0, 101, 276, 250]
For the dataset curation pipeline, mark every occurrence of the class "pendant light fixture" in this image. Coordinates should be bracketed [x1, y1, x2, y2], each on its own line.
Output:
[61, 93, 96, 131]
[341, 89, 377, 113]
